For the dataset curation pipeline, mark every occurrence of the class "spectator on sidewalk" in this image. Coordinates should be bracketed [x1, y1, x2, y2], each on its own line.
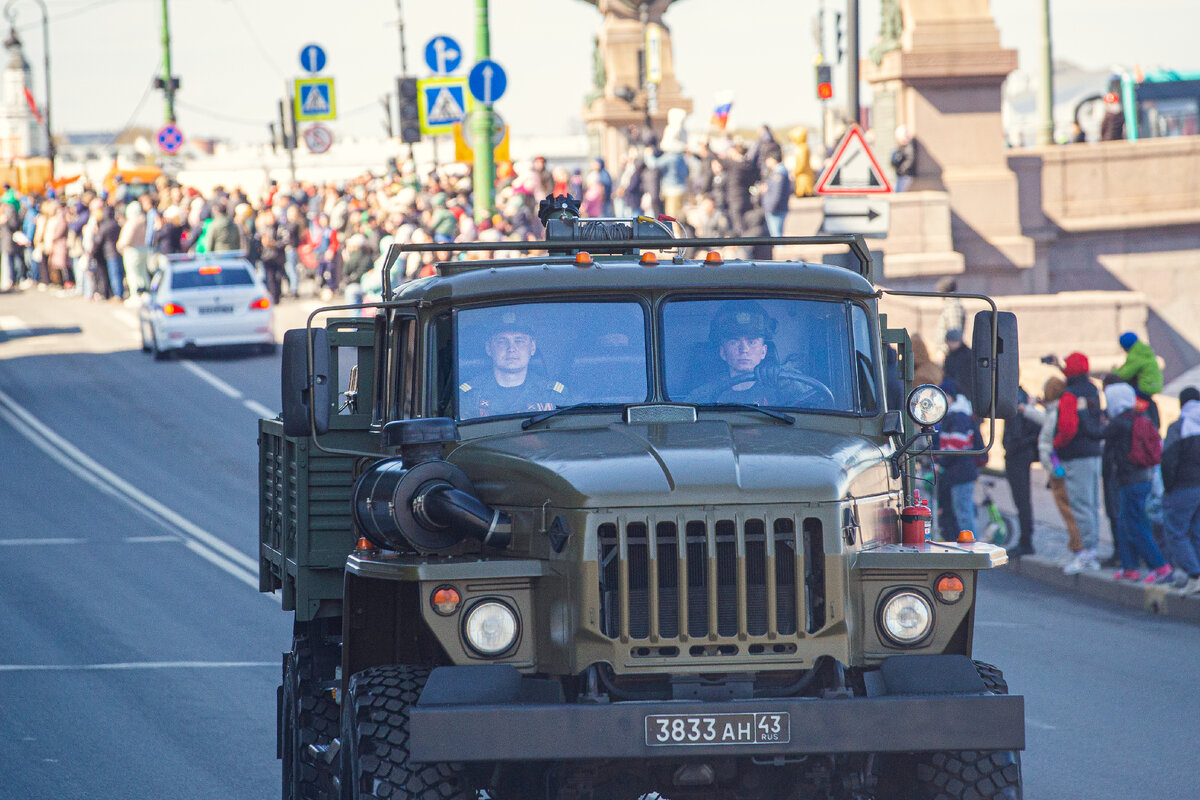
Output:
[934, 379, 983, 539]
[1056, 352, 1105, 574]
[911, 333, 943, 387]
[1162, 386, 1200, 595]
[1005, 386, 1041, 555]
[933, 277, 964, 357]
[942, 329, 973, 398]
[1113, 332, 1163, 428]
[1035, 376, 1084, 555]
[1102, 382, 1171, 583]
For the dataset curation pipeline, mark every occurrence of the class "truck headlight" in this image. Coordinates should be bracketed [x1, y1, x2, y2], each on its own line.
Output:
[878, 590, 934, 646]
[907, 384, 948, 428]
[463, 600, 519, 656]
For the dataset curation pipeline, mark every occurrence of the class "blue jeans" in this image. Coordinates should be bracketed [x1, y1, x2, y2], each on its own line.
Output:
[951, 481, 976, 537]
[106, 255, 125, 299]
[284, 246, 299, 295]
[1116, 481, 1166, 571]
[766, 211, 787, 237]
[1163, 486, 1200, 576]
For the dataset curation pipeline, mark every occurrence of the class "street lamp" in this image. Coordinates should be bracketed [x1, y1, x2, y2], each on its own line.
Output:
[3, 0, 52, 171]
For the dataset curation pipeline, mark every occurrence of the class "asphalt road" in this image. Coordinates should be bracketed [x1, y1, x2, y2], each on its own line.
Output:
[2, 289, 1198, 800]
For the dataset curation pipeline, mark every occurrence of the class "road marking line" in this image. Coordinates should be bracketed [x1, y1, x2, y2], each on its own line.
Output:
[0, 315, 30, 334]
[244, 399, 277, 418]
[0, 661, 276, 673]
[180, 360, 243, 399]
[0, 387, 272, 600]
[0, 538, 88, 546]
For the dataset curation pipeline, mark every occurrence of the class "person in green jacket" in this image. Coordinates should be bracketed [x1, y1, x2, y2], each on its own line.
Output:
[1115, 332, 1163, 396]
[1115, 331, 1163, 428]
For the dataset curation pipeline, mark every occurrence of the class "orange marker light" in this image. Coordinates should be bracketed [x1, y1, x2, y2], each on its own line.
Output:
[355, 537, 373, 551]
[198, 265, 222, 275]
[431, 585, 462, 616]
[935, 574, 965, 604]
[639, 252, 658, 267]
[574, 251, 593, 266]
[704, 251, 723, 266]
[162, 302, 186, 316]
[957, 530, 976, 544]
[249, 297, 271, 310]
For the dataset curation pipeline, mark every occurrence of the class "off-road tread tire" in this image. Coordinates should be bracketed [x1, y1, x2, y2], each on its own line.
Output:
[284, 651, 340, 800]
[342, 665, 472, 800]
[906, 661, 1021, 800]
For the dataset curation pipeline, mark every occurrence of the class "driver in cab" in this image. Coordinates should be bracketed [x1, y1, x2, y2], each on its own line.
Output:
[459, 311, 567, 418]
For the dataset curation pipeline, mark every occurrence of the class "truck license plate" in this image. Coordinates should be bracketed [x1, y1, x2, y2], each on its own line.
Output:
[645, 712, 790, 747]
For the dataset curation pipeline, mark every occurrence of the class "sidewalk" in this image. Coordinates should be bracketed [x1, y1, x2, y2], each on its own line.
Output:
[976, 466, 1200, 624]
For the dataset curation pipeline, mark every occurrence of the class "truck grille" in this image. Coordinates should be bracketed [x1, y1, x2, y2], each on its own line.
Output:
[598, 513, 826, 649]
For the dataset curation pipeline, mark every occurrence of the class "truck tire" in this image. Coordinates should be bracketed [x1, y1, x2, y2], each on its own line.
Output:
[876, 661, 1022, 800]
[282, 651, 340, 800]
[341, 665, 474, 800]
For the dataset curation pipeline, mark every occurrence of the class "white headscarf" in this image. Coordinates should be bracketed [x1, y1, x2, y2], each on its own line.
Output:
[1181, 399, 1200, 439]
[1104, 382, 1136, 419]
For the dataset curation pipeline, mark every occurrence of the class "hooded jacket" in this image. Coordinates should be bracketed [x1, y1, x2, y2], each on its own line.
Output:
[1101, 383, 1152, 487]
[1162, 400, 1200, 492]
[1054, 354, 1103, 460]
[1114, 340, 1163, 396]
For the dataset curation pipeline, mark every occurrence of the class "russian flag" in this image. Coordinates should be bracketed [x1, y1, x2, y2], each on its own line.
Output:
[710, 93, 733, 130]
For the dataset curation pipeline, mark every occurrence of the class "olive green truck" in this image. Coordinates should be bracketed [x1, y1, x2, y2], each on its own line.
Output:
[260, 206, 1024, 800]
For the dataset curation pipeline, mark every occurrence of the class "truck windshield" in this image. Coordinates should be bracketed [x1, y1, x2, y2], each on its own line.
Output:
[661, 297, 877, 413]
[454, 301, 649, 421]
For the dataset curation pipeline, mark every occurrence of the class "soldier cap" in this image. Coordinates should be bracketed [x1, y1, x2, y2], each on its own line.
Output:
[709, 300, 776, 343]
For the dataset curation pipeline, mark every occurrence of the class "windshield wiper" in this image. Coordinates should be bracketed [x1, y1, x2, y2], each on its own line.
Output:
[711, 403, 796, 425]
[521, 403, 621, 430]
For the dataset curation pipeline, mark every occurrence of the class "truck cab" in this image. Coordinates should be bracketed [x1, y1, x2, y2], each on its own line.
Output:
[259, 202, 1024, 800]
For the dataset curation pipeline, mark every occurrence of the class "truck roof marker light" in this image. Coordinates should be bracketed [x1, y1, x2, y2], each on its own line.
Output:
[574, 251, 592, 266]
[639, 252, 658, 267]
[957, 529, 975, 544]
[935, 574, 965, 604]
[704, 251, 723, 266]
[431, 585, 462, 616]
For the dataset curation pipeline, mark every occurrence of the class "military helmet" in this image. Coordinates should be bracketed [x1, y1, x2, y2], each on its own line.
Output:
[709, 300, 776, 342]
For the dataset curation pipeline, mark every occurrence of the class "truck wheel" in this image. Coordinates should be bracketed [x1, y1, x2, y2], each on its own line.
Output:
[876, 661, 1022, 800]
[282, 652, 340, 800]
[341, 665, 475, 800]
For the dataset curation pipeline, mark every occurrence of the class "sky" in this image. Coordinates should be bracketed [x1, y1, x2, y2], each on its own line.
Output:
[12, 0, 1200, 144]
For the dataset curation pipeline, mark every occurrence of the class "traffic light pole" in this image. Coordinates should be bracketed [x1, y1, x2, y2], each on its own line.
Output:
[1036, 0, 1054, 145]
[472, 0, 495, 224]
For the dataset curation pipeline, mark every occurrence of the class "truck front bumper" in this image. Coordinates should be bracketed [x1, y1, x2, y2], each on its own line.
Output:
[408, 657, 1025, 763]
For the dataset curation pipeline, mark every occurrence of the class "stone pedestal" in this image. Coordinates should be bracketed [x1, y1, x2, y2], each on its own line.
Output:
[865, 0, 1033, 272]
[581, 1, 693, 167]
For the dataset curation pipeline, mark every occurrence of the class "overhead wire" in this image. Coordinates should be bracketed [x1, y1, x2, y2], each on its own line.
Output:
[107, 62, 161, 146]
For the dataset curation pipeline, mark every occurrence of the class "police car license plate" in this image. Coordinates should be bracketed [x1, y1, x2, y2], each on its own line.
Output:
[644, 712, 790, 747]
[198, 305, 234, 315]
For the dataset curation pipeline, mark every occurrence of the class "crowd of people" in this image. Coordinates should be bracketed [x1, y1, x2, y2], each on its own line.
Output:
[915, 308, 1200, 594]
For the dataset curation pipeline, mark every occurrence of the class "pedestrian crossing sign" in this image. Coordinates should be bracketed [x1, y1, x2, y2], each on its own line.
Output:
[417, 76, 470, 135]
[294, 77, 336, 121]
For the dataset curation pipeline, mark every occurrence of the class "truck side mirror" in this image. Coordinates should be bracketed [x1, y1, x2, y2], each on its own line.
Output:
[281, 328, 331, 436]
[971, 310, 1019, 419]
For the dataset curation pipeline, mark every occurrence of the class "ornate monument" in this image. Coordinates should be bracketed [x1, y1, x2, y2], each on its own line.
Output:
[864, 0, 1033, 273]
[578, 0, 693, 166]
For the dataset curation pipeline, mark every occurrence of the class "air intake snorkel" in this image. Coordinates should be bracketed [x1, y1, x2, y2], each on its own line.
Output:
[352, 418, 512, 552]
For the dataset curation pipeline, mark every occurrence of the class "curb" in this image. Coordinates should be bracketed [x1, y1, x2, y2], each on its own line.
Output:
[1005, 555, 1200, 624]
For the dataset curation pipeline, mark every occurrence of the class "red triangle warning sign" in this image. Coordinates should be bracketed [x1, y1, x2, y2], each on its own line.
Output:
[815, 123, 893, 195]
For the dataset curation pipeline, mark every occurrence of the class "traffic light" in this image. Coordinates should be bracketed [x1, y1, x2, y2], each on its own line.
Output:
[397, 77, 421, 143]
[816, 64, 833, 101]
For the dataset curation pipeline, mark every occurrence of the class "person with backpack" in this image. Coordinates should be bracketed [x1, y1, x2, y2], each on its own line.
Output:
[1102, 382, 1171, 583]
[1161, 387, 1200, 595]
[1056, 352, 1105, 574]
[933, 379, 983, 540]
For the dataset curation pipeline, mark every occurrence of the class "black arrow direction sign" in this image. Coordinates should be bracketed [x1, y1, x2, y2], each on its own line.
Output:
[824, 207, 881, 222]
[820, 197, 890, 236]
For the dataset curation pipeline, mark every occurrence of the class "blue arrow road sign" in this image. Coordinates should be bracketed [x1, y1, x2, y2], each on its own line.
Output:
[423, 35, 462, 75]
[468, 59, 506, 104]
[299, 43, 326, 74]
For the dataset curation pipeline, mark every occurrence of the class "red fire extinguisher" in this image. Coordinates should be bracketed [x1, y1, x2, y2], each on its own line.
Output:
[901, 490, 932, 545]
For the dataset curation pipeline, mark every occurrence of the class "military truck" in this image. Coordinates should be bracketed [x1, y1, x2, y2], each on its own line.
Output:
[260, 199, 1024, 800]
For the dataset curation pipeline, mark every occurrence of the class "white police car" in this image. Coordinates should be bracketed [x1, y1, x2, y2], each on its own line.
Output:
[139, 253, 275, 359]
